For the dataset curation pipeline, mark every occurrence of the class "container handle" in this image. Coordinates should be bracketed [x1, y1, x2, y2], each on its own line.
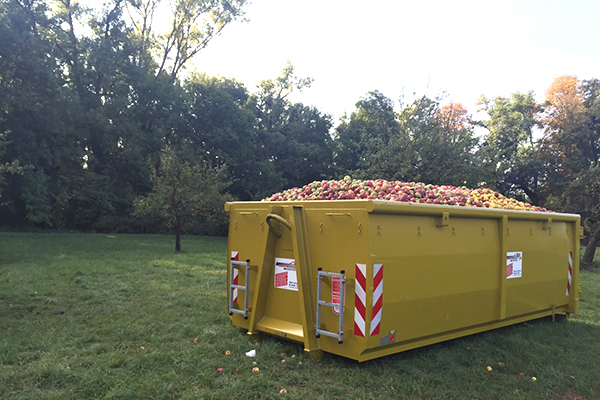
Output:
[266, 214, 292, 236]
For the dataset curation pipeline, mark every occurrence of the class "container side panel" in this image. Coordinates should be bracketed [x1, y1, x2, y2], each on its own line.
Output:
[226, 206, 271, 330]
[366, 214, 500, 346]
[303, 208, 371, 359]
[505, 220, 573, 317]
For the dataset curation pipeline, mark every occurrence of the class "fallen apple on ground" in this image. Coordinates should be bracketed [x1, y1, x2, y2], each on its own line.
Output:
[264, 177, 550, 212]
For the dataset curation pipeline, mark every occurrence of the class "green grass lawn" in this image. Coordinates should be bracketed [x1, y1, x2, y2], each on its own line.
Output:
[1, 233, 599, 400]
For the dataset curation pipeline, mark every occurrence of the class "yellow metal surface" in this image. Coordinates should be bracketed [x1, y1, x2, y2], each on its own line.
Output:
[225, 200, 580, 362]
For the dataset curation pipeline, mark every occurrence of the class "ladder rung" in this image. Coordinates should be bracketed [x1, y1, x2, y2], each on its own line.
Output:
[229, 258, 251, 319]
[315, 269, 346, 344]
[317, 300, 340, 307]
[317, 329, 344, 339]
[318, 271, 344, 279]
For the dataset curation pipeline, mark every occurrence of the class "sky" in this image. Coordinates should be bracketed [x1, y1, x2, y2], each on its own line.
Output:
[178, 0, 600, 123]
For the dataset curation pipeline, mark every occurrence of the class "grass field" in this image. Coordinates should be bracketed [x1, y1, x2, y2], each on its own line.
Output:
[1, 233, 600, 400]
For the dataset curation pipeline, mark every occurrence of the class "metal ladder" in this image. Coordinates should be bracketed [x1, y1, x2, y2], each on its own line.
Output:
[229, 258, 250, 319]
[315, 268, 346, 344]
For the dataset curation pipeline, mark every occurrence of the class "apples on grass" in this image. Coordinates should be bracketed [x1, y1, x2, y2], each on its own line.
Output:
[264, 177, 550, 212]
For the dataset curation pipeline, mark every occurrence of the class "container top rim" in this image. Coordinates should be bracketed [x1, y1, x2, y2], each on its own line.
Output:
[224, 199, 580, 221]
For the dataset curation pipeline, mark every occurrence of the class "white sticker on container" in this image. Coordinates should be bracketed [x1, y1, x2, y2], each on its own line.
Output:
[274, 257, 298, 291]
[506, 251, 523, 279]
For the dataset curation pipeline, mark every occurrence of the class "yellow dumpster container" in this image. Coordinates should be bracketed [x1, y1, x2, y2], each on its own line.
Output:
[225, 200, 581, 362]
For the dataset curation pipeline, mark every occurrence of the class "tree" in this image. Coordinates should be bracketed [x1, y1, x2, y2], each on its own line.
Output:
[275, 103, 333, 188]
[180, 74, 259, 199]
[541, 75, 589, 179]
[541, 77, 600, 265]
[125, 0, 248, 83]
[0, 133, 25, 204]
[0, 0, 248, 232]
[0, 0, 79, 225]
[399, 96, 481, 187]
[249, 61, 332, 195]
[477, 92, 546, 204]
[560, 166, 600, 266]
[334, 91, 403, 178]
[335, 92, 481, 187]
[134, 146, 232, 252]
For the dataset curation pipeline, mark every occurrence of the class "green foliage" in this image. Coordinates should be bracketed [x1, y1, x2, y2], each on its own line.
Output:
[250, 61, 332, 195]
[21, 169, 52, 225]
[181, 74, 259, 198]
[335, 92, 482, 187]
[0, 133, 25, 201]
[335, 91, 403, 176]
[150, 0, 249, 82]
[541, 78, 600, 262]
[1, 0, 600, 241]
[398, 96, 482, 187]
[134, 146, 232, 251]
[59, 169, 117, 230]
[477, 92, 546, 204]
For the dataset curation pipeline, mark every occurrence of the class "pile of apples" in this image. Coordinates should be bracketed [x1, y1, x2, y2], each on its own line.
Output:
[264, 177, 550, 212]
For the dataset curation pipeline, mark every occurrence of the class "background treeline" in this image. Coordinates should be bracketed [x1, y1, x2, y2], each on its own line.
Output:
[0, 1, 599, 262]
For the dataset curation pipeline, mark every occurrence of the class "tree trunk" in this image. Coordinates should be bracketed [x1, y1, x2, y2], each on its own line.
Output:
[175, 217, 182, 253]
[522, 187, 542, 207]
[582, 226, 600, 265]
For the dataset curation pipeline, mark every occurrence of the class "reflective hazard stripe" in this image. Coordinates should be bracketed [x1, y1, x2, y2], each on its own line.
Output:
[566, 252, 573, 296]
[232, 251, 239, 304]
[370, 263, 383, 336]
[354, 264, 367, 337]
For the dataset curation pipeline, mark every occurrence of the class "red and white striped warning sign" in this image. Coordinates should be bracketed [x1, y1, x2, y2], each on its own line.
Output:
[232, 251, 239, 304]
[370, 263, 383, 336]
[566, 251, 573, 296]
[354, 263, 367, 337]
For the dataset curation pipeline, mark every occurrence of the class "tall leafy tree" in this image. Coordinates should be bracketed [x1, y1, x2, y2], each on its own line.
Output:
[399, 97, 481, 187]
[275, 103, 333, 188]
[180, 73, 260, 199]
[541, 75, 589, 179]
[477, 92, 546, 204]
[335, 92, 481, 186]
[125, 0, 248, 83]
[0, 0, 249, 232]
[0, 0, 79, 225]
[334, 91, 403, 178]
[250, 61, 332, 195]
[561, 166, 600, 266]
[541, 76, 600, 265]
[0, 133, 26, 203]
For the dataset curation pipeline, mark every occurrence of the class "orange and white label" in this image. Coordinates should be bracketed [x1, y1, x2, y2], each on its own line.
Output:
[506, 252, 522, 279]
[274, 257, 297, 291]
